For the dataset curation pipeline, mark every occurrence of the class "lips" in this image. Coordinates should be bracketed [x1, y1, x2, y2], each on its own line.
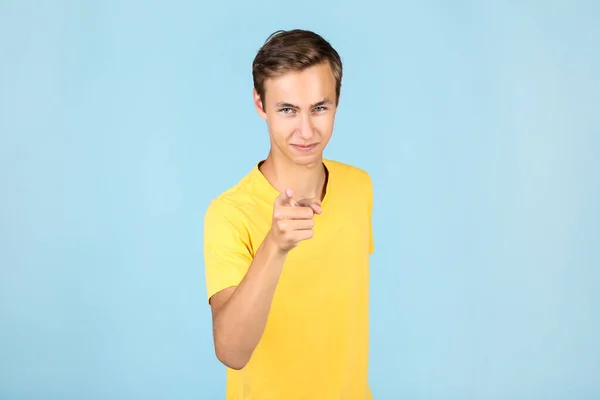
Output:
[291, 143, 318, 152]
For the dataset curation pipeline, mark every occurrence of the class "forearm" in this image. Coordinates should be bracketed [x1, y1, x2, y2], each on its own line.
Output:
[213, 232, 287, 369]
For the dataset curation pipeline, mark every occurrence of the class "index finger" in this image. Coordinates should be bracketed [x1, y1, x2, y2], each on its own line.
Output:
[275, 188, 298, 207]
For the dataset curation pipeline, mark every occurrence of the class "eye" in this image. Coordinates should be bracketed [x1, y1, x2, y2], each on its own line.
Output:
[279, 108, 294, 114]
[314, 106, 327, 112]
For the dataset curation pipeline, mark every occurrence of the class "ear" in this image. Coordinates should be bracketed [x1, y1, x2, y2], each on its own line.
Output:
[253, 89, 267, 120]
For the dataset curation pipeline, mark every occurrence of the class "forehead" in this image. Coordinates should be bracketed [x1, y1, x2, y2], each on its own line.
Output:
[263, 62, 336, 104]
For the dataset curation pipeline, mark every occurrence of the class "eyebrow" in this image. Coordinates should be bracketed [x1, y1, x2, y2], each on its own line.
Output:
[275, 98, 333, 109]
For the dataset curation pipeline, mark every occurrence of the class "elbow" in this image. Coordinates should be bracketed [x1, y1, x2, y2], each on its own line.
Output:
[214, 341, 251, 370]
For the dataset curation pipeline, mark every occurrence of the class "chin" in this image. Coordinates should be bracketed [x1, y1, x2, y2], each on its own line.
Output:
[289, 152, 323, 166]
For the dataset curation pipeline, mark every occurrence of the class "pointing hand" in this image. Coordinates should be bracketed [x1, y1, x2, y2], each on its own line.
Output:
[268, 189, 319, 253]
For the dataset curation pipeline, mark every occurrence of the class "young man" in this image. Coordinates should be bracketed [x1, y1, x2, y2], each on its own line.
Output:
[204, 29, 375, 399]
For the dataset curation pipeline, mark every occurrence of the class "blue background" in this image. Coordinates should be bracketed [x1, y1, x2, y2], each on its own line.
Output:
[1, 1, 599, 399]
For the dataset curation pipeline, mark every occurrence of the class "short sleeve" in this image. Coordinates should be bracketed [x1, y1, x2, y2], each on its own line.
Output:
[203, 199, 253, 302]
[366, 173, 375, 255]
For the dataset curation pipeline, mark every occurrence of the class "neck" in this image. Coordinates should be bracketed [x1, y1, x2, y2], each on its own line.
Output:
[260, 151, 327, 201]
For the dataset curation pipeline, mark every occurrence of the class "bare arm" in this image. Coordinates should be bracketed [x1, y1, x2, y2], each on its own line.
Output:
[209, 189, 321, 370]
[210, 233, 286, 370]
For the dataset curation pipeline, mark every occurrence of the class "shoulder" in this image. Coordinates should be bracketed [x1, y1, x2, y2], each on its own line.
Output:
[325, 159, 373, 187]
[204, 172, 257, 229]
[325, 159, 374, 214]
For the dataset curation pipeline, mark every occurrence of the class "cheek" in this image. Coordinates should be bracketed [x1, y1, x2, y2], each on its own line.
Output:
[315, 115, 335, 137]
[267, 116, 295, 138]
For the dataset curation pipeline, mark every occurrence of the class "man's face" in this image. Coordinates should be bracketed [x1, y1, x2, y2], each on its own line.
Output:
[254, 62, 338, 166]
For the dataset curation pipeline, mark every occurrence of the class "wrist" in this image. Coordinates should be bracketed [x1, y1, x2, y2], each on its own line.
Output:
[264, 230, 290, 259]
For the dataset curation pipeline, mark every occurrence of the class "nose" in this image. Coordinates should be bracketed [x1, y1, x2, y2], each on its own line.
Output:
[297, 114, 315, 140]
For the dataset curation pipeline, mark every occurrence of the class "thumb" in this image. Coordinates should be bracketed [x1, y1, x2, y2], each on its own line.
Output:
[297, 197, 323, 214]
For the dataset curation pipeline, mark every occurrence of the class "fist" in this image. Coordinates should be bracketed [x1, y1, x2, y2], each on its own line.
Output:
[268, 189, 322, 253]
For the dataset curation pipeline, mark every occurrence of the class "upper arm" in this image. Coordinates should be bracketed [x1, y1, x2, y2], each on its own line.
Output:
[204, 199, 253, 304]
[209, 286, 236, 320]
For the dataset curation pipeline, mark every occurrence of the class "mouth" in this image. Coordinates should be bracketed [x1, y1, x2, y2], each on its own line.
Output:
[290, 143, 318, 152]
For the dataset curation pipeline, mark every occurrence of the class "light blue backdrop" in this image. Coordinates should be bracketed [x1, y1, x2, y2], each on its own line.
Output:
[1, 1, 598, 399]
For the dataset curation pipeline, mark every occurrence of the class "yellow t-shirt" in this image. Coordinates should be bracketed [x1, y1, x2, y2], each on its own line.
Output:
[203, 158, 374, 399]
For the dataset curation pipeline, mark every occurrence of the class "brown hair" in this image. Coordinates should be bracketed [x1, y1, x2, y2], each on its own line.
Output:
[252, 29, 343, 105]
